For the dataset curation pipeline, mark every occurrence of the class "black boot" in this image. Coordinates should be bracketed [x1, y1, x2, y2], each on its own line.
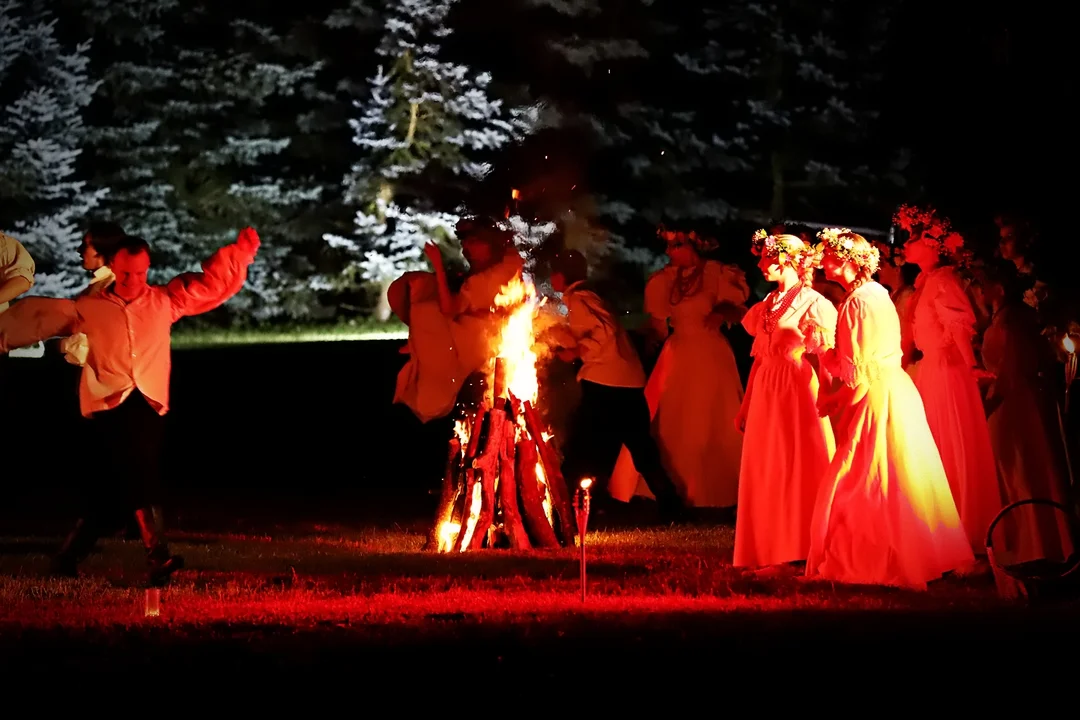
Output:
[50, 519, 97, 578]
[134, 508, 183, 586]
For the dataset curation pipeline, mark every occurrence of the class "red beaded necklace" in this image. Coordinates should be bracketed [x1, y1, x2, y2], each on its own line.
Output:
[762, 284, 802, 334]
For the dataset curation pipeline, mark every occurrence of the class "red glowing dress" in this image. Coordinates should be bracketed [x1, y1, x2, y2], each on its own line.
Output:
[910, 266, 1003, 552]
[733, 286, 837, 567]
[807, 281, 974, 589]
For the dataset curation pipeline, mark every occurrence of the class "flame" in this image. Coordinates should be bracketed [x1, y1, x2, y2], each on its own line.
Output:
[1064, 336, 1075, 354]
[435, 275, 561, 552]
[580, 478, 593, 490]
[437, 522, 460, 552]
[493, 277, 540, 403]
[511, 188, 520, 200]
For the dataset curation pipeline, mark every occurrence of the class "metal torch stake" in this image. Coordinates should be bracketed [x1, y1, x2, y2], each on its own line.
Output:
[1066, 353, 1076, 414]
[574, 485, 590, 602]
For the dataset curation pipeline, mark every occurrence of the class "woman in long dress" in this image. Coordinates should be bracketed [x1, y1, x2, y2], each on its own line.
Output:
[807, 229, 974, 589]
[904, 227, 1003, 553]
[609, 228, 749, 509]
[733, 231, 837, 567]
[977, 261, 1075, 565]
[389, 218, 524, 423]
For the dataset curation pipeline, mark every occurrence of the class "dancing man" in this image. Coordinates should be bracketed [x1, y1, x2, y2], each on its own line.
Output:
[0, 228, 260, 585]
[546, 249, 688, 522]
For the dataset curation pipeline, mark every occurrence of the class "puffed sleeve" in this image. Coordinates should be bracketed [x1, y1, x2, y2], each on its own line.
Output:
[458, 252, 524, 315]
[799, 293, 839, 355]
[710, 261, 750, 305]
[829, 295, 871, 388]
[931, 268, 976, 338]
[741, 300, 765, 337]
[742, 300, 769, 357]
[643, 267, 672, 321]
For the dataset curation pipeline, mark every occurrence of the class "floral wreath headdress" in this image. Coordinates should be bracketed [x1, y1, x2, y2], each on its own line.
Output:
[892, 204, 971, 266]
[658, 225, 718, 253]
[750, 228, 818, 268]
[816, 227, 880, 275]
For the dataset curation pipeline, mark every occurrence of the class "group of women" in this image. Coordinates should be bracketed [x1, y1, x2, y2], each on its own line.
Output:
[391, 212, 1074, 590]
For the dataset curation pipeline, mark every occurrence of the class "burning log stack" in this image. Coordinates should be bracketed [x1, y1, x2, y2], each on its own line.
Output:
[429, 357, 577, 552]
[427, 269, 580, 552]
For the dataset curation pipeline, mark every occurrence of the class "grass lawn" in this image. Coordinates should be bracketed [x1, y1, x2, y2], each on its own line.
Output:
[2, 519, 1078, 679]
[168, 313, 654, 349]
[1, 520, 1073, 629]
[170, 318, 409, 348]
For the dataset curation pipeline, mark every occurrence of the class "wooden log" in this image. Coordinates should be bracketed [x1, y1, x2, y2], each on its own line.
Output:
[493, 356, 508, 400]
[498, 412, 531, 549]
[425, 437, 462, 551]
[453, 468, 478, 552]
[467, 400, 507, 550]
[515, 435, 561, 548]
[463, 408, 487, 462]
[522, 399, 576, 544]
[448, 407, 488, 552]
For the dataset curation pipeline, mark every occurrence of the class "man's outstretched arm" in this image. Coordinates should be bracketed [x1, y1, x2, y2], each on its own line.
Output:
[0, 298, 78, 353]
[166, 227, 261, 321]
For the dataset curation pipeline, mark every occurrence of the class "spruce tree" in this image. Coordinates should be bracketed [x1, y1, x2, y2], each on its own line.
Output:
[0, 0, 107, 297]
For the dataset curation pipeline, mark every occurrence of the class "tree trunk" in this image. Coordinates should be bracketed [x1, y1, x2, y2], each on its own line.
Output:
[373, 277, 393, 322]
[770, 149, 785, 222]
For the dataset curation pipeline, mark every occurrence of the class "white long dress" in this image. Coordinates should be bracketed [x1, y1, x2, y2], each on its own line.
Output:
[733, 287, 837, 567]
[609, 260, 749, 507]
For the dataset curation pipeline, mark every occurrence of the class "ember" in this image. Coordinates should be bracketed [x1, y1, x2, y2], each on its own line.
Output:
[428, 276, 576, 551]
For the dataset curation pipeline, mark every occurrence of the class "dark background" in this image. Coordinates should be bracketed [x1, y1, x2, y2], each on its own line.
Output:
[0, 327, 757, 531]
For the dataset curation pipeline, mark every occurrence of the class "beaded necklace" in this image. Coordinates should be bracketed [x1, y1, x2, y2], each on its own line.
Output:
[669, 261, 705, 306]
[762, 283, 802, 334]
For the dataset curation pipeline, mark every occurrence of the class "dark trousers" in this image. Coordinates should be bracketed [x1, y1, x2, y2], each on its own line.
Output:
[56, 390, 169, 566]
[560, 380, 681, 507]
[92, 389, 165, 511]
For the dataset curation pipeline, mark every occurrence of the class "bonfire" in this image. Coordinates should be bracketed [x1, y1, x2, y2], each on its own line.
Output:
[428, 275, 577, 552]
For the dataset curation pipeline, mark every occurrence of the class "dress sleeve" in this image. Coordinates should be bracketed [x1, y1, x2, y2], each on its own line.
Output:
[831, 296, 871, 387]
[931, 269, 976, 339]
[741, 300, 765, 337]
[799, 294, 839, 355]
[643, 268, 672, 321]
[712, 262, 751, 305]
[459, 253, 524, 315]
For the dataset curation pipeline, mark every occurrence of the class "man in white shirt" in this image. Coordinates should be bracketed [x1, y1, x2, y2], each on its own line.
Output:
[0, 228, 260, 584]
[0, 231, 35, 400]
[547, 250, 687, 522]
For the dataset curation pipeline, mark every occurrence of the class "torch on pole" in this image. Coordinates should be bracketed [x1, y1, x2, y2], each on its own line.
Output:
[574, 478, 592, 602]
[1063, 335, 1076, 414]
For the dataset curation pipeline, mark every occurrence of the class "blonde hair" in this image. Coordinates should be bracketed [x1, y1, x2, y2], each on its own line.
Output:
[750, 229, 819, 287]
[816, 228, 879, 293]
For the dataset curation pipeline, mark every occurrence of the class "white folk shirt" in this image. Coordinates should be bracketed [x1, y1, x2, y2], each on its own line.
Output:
[0, 232, 36, 314]
[563, 281, 646, 389]
[0, 242, 253, 417]
[61, 266, 117, 366]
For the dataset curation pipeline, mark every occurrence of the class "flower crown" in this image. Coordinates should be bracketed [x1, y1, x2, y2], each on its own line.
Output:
[750, 229, 816, 266]
[658, 226, 718, 253]
[816, 227, 880, 275]
[892, 204, 970, 264]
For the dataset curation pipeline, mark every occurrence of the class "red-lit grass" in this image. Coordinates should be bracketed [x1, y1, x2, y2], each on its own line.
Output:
[0, 522, 1042, 634]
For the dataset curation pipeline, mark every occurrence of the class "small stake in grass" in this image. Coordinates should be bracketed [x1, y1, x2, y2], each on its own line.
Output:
[574, 478, 592, 602]
[145, 588, 161, 617]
